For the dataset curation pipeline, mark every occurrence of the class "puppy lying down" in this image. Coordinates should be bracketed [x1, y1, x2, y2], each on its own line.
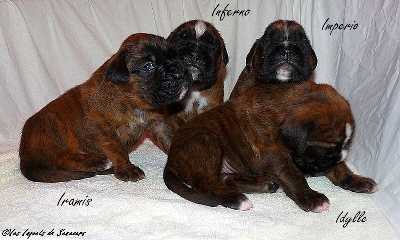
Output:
[164, 80, 378, 213]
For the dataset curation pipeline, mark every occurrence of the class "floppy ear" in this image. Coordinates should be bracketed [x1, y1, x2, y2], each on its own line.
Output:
[105, 49, 130, 83]
[279, 122, 314, 156]
[245, 39, 260, 69]
[309, 45, 317, 70]
[167, 24, 189, 42]
[221, 43, 229, 66]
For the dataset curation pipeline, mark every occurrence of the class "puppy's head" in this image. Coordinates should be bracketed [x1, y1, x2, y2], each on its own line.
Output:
[105, 33, 190, 107]
[279, 87, 354, 175]
[247, 20, 317, 83]
[167, 20, 229, 89]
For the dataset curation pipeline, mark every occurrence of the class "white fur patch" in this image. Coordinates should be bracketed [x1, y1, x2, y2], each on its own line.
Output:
[102, 160, 113, 171]
[134, 109, 147, 124]
[340, 150, 349, 162]
[339, 123, 353, 162]
[184, 91, 209, 114]
[178, 85, 189, 101]
[283, 40, 289, 47]
[238, 199, 253, 211]
[312, 201, 330, 213]
[283, 20, 289, 40]
[195, 20, 207, 39]
[370, 184, 379, 193]
[276, 64, 293, 82]
[344, 123, 353, 145]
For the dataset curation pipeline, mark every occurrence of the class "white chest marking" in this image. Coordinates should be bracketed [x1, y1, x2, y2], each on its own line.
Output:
[340, 123, 353, 162]
[184, 91, 209, 114]
[343, 123, 353, 145]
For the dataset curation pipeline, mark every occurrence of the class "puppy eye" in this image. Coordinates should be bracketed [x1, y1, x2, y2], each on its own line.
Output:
[142, 62, 155, 71]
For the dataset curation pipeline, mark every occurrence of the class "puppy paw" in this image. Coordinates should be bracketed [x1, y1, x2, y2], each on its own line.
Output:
[223, 193, 253, 211]
[312, 201, 330, 213]
[96, 159, 113, 172]
[238, 199, 253, 211]
[341, 175, 378, 193]
[295, 191, 330, 213]
[265, 182, 280, 193]
[115, 165, 145, 182]
[85, 154, 113, 172]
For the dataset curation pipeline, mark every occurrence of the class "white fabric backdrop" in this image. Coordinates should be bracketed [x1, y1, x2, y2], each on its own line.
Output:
[0, 0, 399, 236]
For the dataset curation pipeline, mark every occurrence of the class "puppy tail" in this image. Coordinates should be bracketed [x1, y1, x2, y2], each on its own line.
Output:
[20, 166, 97, 183]
[163, 167, 219, 207]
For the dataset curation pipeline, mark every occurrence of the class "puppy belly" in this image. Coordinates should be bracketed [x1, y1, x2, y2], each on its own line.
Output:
[221, 159, 236, 174]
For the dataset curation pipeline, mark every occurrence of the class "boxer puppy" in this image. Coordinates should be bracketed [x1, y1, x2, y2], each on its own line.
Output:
[20, 33, 190, 183]
[164, 81, 378, 213]
[230, 20, 317, 99]
[166, 20, 229, 127]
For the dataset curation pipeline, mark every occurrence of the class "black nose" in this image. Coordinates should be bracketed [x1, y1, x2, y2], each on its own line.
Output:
[168, 65, 179, 75]
[163, 64, 180, 78]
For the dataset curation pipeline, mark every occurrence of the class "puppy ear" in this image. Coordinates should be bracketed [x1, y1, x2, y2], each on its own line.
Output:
[245, 39, 260, 69]
[221, 43, 229, 66]
[167, 24, 189, 42]
[279, 122, 314, 156]
[105, 49, 130, 83]
[309, 46, 318, 70]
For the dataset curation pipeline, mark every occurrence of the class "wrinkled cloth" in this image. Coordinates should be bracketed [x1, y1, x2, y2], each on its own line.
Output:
[0, 140, 398, 240]
[0, 0, 399, 238]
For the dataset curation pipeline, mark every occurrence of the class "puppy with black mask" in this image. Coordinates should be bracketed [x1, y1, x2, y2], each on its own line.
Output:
[166, 20, 229, 128]
[230, 20, 317, 99]
[164, 80, 378, 213]
[20, 34, 190, 182]
[164, 21, 377, 212]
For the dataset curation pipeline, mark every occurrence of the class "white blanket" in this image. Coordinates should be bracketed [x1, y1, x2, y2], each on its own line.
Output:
[1, 0, 400, 238]
[0, 140, 397, 240]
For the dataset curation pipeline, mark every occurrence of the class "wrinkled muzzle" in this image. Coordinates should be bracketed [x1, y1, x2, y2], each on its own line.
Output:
[150, 62, 191, 106]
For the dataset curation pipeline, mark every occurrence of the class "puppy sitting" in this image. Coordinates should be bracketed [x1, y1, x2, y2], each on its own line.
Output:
[20, 33, 190, 182]
[230, 20, 317, 98]
[166, 20, 229, 127]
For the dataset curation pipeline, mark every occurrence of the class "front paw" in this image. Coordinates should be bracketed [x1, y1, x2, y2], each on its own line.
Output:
[340, 175, 378, 193]
[115, 164, 145, 182]
[294, 190, 330, 213]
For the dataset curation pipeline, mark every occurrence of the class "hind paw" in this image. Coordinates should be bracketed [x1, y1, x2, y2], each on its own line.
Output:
[86, 155, 113, 172]
[115, 165, 145, 182]
[223, 193, 253, 211]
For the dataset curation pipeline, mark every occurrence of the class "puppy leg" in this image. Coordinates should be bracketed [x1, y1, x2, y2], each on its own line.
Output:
[165, 168, 253, 210]
[100, 140, 145, 182]
[165, 133, 252, 211]
[148, 120, 174, 153]
[195, 181, 253, 211]
[223, 174, 279, 193]
[325, 162, 378, 193]
[266, 152, 330, 213]
[60, 152, 113, 173]
[22, 152, 112, 183]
